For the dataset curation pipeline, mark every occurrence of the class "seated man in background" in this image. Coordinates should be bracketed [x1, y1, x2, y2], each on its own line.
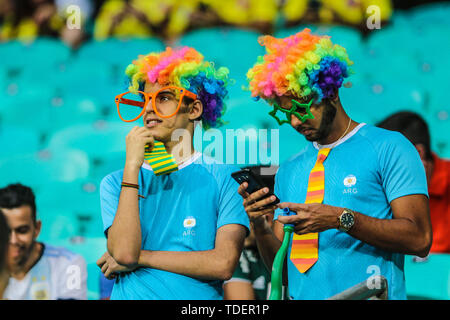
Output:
[0, 210, 10, 299]
[377, 111, 450, 254]
[0, 183, 87, 300]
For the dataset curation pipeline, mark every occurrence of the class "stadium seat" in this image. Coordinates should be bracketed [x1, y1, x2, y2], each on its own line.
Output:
[408, 2, 450, 29]
[176, 27, 265, 83]
[0, 38, 72, 77]
[75, 38, 165, 71]
[46, 95, 105, 130]
[0, 95, 61, 139]
[274, 24, 320, 39]
[0, 124, 41, 157]
[0, 149, 90, 187]
[340, 80, 426, 125]
[46, 121, 133, 160]
[404, 253, 450, 300]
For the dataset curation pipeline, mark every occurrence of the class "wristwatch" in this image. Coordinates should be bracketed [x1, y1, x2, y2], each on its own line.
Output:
[338, 209, 355, 232]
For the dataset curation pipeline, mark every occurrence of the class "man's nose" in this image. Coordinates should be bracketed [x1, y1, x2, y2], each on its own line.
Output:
[9, 231, 18, 245]
[290, 113, 304, 128]
[144, 98, 153, 113]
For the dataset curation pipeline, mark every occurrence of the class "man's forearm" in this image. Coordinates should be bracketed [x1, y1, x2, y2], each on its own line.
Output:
[252, 219, 282, 272]
[107, 164, 142, 266]
[348, 211, 432, 257]
[137, 249, 237, 281]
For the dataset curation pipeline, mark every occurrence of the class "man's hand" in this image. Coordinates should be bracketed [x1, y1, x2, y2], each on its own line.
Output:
[125, 126, 154, 169]
[276, 202, 341, 234]
[97, 252, 137, 280]
[237, 182, 278, 227]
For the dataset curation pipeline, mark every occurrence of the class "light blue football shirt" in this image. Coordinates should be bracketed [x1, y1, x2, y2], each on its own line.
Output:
[274, 123, 428, 300]
[100, 152, 249, 300]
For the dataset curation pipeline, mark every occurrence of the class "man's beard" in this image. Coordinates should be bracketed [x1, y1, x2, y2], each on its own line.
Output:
[9, 241, 36, 268]
[304, 100, 337, 142]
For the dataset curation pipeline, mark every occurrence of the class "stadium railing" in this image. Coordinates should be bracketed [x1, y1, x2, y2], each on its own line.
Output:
[327, 275, 388, 300]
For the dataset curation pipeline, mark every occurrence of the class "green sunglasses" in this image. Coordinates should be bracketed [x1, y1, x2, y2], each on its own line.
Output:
[269, 98, 315, 125]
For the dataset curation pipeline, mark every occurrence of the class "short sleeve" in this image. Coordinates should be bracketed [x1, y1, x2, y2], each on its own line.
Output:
[100, 173, 121, 236]
[378, 132, 429, 203]
[56, 254, 88, 300]
[216, 165, 250, 233]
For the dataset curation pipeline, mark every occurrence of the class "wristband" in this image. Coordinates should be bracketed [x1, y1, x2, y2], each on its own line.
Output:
[121, 182, 139, 190]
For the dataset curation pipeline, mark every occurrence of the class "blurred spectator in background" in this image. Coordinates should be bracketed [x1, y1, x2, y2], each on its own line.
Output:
[0, 0, 395, 44]
[93, 0, 168, 40]
[0, 183, 88, 300]
[0, 209, 10, 299]
[54, 0, 93, 48]
[377, 112, 450, 254]
[0, 0, 62, 41]
[205, 0, 278, 35]
[0, 0, 91, 48]
[224, 166, 288, 300]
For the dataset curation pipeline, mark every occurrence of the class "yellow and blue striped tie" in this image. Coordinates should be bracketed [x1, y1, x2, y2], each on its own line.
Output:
[144, 141, 178, 175]
[290, 147, 331, 273]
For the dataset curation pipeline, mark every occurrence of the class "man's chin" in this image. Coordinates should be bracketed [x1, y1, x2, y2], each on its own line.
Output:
[301, 131, 320, 142]
[8, 255, 24, 267]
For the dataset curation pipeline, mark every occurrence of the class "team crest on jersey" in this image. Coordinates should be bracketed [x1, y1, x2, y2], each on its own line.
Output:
[30, 281, 50, 300]
[183, 217, 196, 228]
[343, 175, 357, 187]
[183, 216, 196, 236]
[343, 174, 358, 194]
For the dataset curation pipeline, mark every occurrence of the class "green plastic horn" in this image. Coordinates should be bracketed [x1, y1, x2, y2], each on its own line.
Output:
[269, 208, 295, 300]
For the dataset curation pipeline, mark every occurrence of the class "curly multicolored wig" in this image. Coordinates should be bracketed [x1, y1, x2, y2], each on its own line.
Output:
[125, 46, 230, 130]
[247, 28, 353, 103]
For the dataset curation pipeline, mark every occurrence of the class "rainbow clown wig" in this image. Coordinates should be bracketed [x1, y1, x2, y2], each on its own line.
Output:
[125, 46, 230, 130]
[247, 28, 353, 104]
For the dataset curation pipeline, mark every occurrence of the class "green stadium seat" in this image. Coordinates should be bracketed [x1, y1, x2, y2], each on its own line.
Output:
[404, 253, 450, 300]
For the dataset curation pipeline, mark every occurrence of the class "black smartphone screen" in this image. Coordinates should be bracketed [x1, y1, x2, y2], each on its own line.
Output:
[231, 169, 280, 207]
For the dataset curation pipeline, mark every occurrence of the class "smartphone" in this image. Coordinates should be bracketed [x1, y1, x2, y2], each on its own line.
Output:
[231, 169, 280, 208]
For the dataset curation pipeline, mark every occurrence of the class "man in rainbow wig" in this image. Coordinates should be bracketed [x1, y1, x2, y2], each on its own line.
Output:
[237, 29, 432, 300]
[97, 46, 249, 299]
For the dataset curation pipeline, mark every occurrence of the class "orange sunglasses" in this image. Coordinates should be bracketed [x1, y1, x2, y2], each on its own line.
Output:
[115, 85, 198, 122]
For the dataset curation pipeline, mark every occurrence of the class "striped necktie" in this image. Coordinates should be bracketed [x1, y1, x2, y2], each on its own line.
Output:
[144, 141, 178, 175]
[290, 147, 331, 273]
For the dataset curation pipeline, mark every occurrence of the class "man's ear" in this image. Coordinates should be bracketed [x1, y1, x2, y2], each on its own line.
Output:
[415, 143, 427, 161]
[329, 89, 339, 103]
[34, 220, 42, 240]
[189, 100, 203, 121]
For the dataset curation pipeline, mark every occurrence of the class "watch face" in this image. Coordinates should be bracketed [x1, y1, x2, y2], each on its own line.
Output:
[341, 212, 354, 229]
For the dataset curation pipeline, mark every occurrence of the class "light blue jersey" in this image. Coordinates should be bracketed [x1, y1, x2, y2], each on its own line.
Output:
[100, 152, 249, 300]
[274, 123, 428, 300]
